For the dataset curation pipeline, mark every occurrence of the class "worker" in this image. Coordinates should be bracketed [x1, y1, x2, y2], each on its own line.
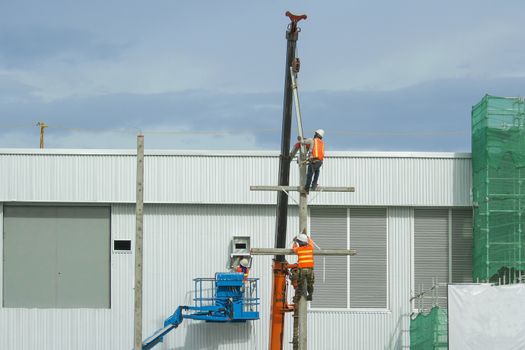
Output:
[289, 129, 325, 194]
[292, 230, 315, 301]
[236, 258, 250, 281]
[303, 129, 324, 194]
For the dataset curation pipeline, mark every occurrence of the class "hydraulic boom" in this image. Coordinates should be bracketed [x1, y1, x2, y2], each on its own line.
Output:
[269, 11, 307, 350]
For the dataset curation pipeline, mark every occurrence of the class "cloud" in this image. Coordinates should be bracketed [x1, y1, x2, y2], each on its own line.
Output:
[4, 76, 525, 152]
[0, 26, 129, 68]
[303, 20, 524, 92]
[2, 1, 525, 102]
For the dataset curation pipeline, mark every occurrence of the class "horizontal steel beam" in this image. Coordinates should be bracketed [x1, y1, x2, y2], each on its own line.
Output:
[250, 248, 357, 256]
[250, 186, 355, 192]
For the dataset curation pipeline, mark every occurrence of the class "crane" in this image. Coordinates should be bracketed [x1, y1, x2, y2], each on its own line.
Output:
[259, 12, 355, 350]
[269, 11, 307, 350]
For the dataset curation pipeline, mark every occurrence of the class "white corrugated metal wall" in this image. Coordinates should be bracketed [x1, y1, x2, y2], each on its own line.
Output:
[0, 150, 471, 206]
[0, 150, 471, 350]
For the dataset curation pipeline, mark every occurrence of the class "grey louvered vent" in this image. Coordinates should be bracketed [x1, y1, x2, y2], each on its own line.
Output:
[451, 209, 473, 283]
[349, 208, 387, 308]
[310, 208, 347, 308]
[414, 209, 448, 309]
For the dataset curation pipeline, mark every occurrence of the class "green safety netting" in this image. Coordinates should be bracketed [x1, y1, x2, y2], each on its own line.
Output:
[410, 307, 448, 350]
[472, 95, 525, 281]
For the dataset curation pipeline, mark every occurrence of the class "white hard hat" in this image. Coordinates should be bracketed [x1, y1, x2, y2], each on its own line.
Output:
[240, 258, 249, 267]
[296, 233, 308, 243]
[315, 129, 325, 138]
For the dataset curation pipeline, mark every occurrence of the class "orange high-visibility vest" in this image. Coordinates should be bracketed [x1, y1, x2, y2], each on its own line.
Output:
[293, 238, 314, 268]
[237, 266, 249, 281]
[312, 138, 324, 161]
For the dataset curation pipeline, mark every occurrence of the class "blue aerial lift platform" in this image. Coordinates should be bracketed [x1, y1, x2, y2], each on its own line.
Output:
[141, 272, 259, 350]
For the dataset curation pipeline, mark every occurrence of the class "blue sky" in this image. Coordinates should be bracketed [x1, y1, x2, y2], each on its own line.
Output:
[1, 0, 524, 151]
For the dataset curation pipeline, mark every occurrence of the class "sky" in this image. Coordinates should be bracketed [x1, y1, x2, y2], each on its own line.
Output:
[1, 0, 525, 151]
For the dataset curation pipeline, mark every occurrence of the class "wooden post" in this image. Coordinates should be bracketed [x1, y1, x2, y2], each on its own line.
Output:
[134, 134, 145, 350]
[37, 122, 47, 149]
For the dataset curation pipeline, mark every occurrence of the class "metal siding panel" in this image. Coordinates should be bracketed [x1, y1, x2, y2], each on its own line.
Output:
[414, 209, 449, 309]
[0, 154, 135, 203]
[0, 204, 415, 349]
[139, 204, 299, 350]
[0, 205, 133, 350]
[350, 208, 387, 308]
[0, 152, 471, 207]
[452, 209, 473, 283]
[111, 204, 140, 349]
[310, 208, 348, 308]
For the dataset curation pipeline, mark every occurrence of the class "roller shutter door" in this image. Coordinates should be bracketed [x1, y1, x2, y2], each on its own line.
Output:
[310, 208, 347, 308]
[349, 208, 387, 308]
[3, 206, 110, 308]
[414, 209, 448, 309]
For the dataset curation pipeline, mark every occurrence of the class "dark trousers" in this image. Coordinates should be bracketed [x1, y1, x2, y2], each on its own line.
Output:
[305, 160, 323, 190]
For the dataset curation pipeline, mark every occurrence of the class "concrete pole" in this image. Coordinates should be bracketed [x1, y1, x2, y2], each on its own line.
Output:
[290, 63, 309, 350]
[134, 134, 145, 350]
[297, 154, 308, 350]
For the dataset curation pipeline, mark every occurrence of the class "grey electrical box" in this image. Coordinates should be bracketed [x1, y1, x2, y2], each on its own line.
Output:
[230, 236, 251, 269]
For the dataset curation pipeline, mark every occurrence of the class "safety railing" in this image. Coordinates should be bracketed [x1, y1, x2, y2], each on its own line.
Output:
[192, 277, 260, 314]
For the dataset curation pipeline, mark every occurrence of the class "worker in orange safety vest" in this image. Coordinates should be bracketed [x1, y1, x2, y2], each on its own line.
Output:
[291, 230, 315, 301]
[236, 258, 250, 281]
[290, 129, 325, 194]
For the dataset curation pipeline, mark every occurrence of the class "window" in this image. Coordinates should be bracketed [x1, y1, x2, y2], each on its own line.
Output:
[3, 206, 110, 308]
[310, 207, 387, 309]
[114, 240, 131, 252]
[413, 208, 472, 309]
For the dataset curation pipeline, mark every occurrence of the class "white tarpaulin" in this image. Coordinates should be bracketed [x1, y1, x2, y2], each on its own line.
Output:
[448, 284, 525, 350]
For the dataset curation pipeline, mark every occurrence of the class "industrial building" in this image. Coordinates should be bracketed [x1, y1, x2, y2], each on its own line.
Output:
[0, 149, 472, 349]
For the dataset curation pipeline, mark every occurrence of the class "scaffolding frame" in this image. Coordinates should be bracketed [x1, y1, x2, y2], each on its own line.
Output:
[472, 95, 525, 281]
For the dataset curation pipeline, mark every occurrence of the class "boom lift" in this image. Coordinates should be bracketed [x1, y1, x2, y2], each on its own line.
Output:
[140, 273, 259, 349]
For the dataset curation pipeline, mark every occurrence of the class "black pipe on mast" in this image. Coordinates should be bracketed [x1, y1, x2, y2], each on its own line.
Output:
[274, 12, 307, 262]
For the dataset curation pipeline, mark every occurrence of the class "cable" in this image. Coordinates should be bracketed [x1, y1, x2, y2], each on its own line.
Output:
[0, 122, 469, 137]
[0, 123, 34, 128]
